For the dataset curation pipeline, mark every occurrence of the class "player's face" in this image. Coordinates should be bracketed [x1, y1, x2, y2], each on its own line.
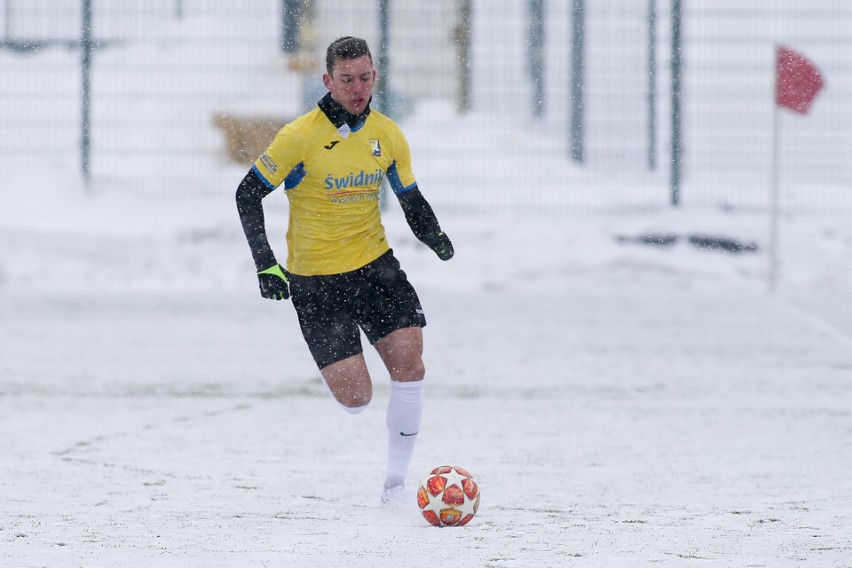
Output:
[323, 55, 376, 115]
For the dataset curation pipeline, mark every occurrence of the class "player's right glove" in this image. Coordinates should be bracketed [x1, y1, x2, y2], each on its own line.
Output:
[257, 264, 290, 300]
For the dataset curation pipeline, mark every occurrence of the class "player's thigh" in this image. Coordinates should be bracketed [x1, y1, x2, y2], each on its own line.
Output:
[320, 353, 373, 407]
[373, 327, 425, 382]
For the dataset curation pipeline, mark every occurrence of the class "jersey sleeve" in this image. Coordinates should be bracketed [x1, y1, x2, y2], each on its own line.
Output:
[385, 127, 417, 195]
[252, 123, 304, 190]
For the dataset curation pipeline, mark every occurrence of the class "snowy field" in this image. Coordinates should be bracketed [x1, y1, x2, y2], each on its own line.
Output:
[3, 1, 852, 566]
[2, 175, 852, 567]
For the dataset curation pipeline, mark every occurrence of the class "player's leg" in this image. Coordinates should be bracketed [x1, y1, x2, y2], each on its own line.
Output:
[374, 327, 425, 498]
[355, 251, 428, 502]
[289, 272, 372, 413]
[374, 326, 425, 382]
[320, 353, 373, 412]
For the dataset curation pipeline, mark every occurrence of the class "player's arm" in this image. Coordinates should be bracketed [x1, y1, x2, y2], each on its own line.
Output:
[236, 168, 278, 270]
[395, 185, 454, 261]
[235, 168, 289, 300]
[387, 128, 453, 260]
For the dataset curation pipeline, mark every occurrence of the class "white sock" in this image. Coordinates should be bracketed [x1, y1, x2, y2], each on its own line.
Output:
[384, 379, 424, 490]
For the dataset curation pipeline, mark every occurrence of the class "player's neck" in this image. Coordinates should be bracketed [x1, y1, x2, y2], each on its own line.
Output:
[318, 92, 372, 130]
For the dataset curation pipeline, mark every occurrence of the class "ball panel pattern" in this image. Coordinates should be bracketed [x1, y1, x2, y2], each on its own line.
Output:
[417, 465, 480, 527]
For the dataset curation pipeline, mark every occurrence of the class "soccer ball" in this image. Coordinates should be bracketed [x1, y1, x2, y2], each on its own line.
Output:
[417, 465, 480, 527]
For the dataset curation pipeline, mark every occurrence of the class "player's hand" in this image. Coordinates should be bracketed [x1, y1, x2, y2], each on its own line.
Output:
[257, 264, 290, 300]
[422, 232, 454, 261]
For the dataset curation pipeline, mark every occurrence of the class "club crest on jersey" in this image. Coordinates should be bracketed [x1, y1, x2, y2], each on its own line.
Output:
[369, 139, 382, 157]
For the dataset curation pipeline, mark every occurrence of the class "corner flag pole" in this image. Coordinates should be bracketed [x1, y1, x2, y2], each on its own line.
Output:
[768, 97, 781, 294]
[768, 45, 824, 295]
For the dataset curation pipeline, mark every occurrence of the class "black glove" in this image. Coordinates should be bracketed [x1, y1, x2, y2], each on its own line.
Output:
[420, 232, 454, 261]
[257, 264, 290, 300]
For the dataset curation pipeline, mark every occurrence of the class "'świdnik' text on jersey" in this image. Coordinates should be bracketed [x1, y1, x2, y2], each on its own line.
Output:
[252, 107, 416, 276]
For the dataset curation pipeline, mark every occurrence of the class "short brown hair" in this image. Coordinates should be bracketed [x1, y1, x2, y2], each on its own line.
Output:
[326, 36, 372, 74]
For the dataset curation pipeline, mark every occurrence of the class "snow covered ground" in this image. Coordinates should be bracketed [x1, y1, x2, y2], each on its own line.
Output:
[2, 169, 852, 567]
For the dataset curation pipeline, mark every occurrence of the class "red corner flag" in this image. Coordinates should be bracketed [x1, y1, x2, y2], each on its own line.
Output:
[776, 46, 824, 114]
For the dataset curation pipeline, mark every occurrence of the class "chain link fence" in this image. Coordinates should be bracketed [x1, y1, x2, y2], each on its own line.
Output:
[1, 0, 850, 213]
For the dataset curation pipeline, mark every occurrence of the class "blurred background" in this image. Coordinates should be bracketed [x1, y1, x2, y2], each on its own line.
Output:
[1, 0, 851, 215]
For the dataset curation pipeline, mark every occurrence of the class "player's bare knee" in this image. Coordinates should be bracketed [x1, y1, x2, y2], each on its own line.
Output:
[337, 384, 373, 409]
[391, 359, 425, 382]
[322, 373, 373, 411]
[411, 359, 426, 381]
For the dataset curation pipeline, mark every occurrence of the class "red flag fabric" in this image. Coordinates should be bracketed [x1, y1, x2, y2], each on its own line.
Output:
[776, 46, 824, 114]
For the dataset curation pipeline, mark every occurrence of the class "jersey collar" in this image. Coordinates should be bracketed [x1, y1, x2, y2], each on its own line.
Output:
[318, 92, 372, 131]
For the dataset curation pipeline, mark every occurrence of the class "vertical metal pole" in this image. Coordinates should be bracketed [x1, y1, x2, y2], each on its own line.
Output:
[377, 0, 390, 114]
[528, 0, 545, 117]
[281, 0, 300, 53]
[81, 0, 92, 184]
[647, 0, 657, 170]
[4, 0, 12, 40]
[175, 0, 183, 19]
[768, 103, 781, 294]
[570, 0, 585, 163]
[454, 0, 472, 113]
[377, 0, 390, 211]
[670, 0, 682, 206]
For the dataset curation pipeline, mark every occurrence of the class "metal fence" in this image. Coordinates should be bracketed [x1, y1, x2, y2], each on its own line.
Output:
[1, 0, 851, 213]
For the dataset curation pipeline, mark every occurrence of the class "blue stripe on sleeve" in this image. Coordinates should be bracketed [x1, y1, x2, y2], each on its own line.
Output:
[251, 164, 277, 190]
[386, 160, 416, 195]
[252, 162, 306, 191]
[283, 162, 306, 190]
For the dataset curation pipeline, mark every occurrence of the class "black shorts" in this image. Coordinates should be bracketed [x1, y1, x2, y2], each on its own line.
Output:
[288, 250, 427, 369]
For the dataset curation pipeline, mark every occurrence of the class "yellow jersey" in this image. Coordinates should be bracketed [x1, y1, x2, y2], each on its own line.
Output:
[252, 105, 417, 276]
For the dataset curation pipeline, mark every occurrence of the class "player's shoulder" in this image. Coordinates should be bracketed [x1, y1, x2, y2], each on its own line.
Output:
[367, 109, 400, 130]
[281, 107, 325, 134]
[269, 107, 329, 148]
[365, 110, 407, 144]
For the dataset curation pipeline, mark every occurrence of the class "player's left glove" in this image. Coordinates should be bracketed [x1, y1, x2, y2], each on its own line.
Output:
[257, 264, 290, 300]
[420, 231, 454, 261]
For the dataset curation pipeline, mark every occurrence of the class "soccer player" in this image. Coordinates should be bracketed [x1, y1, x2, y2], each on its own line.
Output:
[235, 36, 454, 505]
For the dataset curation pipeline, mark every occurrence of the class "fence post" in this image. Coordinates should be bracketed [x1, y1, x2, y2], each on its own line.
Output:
[570, 0, 584, 163]
[377, 0, 390, 114]
[81, 0, 92, 185]
[647, 0, 657, 170]
[4, 0, 12, 40]
[281, 0, 300, 53]
[376, 0, 391, 211]
[528, 0, 545, 117]
[670, 0, 682, 206]
[454, 0, 472, 113]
